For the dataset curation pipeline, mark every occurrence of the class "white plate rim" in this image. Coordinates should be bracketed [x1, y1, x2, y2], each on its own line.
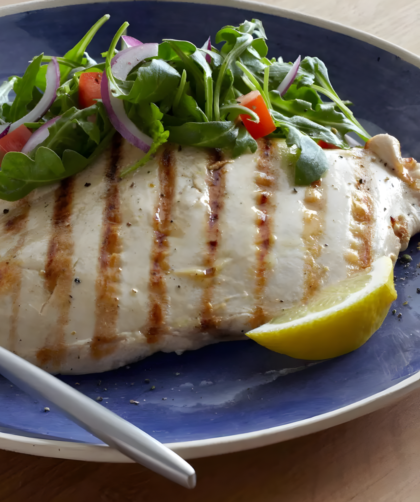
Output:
[0, 0, 419, 462]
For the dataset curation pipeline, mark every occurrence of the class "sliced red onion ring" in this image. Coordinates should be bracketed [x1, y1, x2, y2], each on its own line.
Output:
[202, 37, 211, 64]
[102, 44, 158, 152]
[111, 43, 158, 80]
[0, 123, 10, 139]
[21, 116, 60, 154]
[10, 58, 60, 132]
[122, 35, 143, 48]
[277, 55, 301, 97]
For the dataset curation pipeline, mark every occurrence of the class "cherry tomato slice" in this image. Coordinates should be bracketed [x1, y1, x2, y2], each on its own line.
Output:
[237, 90, 276, 140]
[318, 140, 339, 149]
[0, 125, 32, 164]
[79, 72, 103, 109]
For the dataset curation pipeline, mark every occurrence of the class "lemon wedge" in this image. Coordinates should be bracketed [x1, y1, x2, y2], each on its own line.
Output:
[246, 256, 397, 360]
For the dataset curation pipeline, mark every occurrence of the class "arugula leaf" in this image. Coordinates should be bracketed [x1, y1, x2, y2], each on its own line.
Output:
[126, 59, 181, 103]
[167, 121, 238, 148]
[121, 102, 169, 177]
[0, 78, 17, 107]
[0, 128, 114, 201]
[162, 40, 206, 108]
[0, 77, 17, 122]
[173, 82, 207, 122]
[250, 38, 268, 58]
[36, 14, 110, 90]
[272, 115, 328, 185]
[158, 40, 196, 61]
[300, 56, 370, 141]
[238, 19, 267, 39]
[220, 102, 259, 123]
[173, 69, 187, 110]
[214, 34, 253, 120]
[270, 92, 366, 145]
[291, 130, 328, 185]
[190, 50, 213, 120]
[268, 61, 314, 89]
[4, 54, 43, 123]
[233, 124, 258, 157]
[270, 110, 346, 148]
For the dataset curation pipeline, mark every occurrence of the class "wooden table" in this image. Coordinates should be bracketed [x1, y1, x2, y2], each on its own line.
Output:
[1, 0, 420, 500]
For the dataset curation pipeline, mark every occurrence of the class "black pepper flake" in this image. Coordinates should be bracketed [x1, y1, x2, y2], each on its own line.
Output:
[339, 156, 343, 159]
[377, 57, 380, 62]
[292, 188, 298, 193]
[96, 396, 103, 402]
[162, 397, 167, 401]
[3, 209, 9, 214]
[324, 244, 328, 247]
[44, 407, 50, 412]
[74, 278, 81, 284]
[130, 182, 135, 188]
[397, 313, 402, 318]
[126, 222, 132, 227]
[359, 179, 364, 184]
[416, 288, 420, 294]
[130, 400, 139, 405]
[84, 182, 91, 187]
[392, 309, 396, 315]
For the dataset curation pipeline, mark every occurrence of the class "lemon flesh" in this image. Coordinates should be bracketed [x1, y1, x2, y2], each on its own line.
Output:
[246, 256, 397, 360]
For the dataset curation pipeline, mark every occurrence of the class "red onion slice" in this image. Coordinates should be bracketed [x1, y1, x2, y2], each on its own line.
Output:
[102, 44, 159, 152]
[111, 43, 158, 80]
[277, 55, 301, 97]
[10, 58, 60, 132]
[0, 123, 10, 139]
[122, 35, 143, 48]
[202, 37, 211, 64]
[21, 116, 60, 154]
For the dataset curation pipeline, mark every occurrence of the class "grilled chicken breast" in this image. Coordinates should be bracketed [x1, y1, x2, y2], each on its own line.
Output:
[0, 134, 418, 374]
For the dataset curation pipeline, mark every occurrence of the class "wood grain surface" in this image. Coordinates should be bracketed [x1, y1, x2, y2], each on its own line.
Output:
[1, 1, 420, 501]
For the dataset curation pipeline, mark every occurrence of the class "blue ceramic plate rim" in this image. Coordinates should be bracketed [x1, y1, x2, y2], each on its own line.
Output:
[1, 0, 420, 462]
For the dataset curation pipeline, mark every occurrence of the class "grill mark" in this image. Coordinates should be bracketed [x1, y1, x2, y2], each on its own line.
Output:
[200, 149, 227, 331]
[37, 177, 75, 367]
[250, 138, 276, 329]
[91, 135, 123, 359]
[346, 153, 374, 273]
[145, 145, 176, 342]
[4, 200, 30, 234]
[0, 199, 31, 352]
[301, 180, 328, 302]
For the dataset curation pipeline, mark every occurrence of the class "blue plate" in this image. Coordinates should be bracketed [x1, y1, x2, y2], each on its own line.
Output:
[1, 0, 420, 460]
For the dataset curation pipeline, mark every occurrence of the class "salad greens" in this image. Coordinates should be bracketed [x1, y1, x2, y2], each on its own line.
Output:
[0, 15, 369, 201]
